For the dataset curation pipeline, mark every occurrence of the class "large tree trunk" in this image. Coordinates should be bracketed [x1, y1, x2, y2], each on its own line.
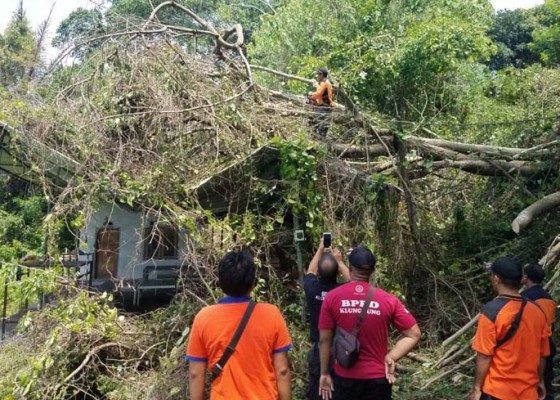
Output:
[330, 142, 392, 158]
[512, 191, 560, 234]
[406, 136, 556, 159]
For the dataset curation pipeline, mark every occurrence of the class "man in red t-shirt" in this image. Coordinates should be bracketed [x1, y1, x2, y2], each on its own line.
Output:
[318, 247, 421, 400]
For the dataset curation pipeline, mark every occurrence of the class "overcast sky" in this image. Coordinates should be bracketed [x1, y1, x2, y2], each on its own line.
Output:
[0, 0, 548, 61]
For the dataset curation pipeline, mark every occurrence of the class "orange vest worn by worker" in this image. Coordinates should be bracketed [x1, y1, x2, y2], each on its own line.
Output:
[309, 79, 334, 107]
[473, 295, 550, 400]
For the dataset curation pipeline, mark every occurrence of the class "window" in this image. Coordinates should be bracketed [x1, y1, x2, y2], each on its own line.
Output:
[143, 225, 178, 260]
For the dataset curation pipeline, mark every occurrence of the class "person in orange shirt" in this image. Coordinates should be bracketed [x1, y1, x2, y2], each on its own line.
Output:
[186, 251, 292, 400]
[522, 263, 557, 400]
[470, 257, 550, 400]
[308, 68, 334, 108]
[307, 68, 334, 138]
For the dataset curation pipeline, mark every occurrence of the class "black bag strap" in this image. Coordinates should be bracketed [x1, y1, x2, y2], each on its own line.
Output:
[352, 286, 375, 336]
[496, 297, 527, 348]
[211, 300, 256, 382]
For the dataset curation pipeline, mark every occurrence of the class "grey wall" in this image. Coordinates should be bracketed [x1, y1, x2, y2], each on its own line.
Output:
[81, 203, 188, 281]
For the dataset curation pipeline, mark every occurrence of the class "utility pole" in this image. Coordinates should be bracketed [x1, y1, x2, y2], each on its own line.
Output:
[293, 215, 306, 326]
[1, 263, 8, 340]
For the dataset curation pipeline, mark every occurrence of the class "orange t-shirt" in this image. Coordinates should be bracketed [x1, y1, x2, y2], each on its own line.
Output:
[472, 296, 550, 400]
[310, 80, 334, 106]
[523, 285, 556, 329]
[186, 297, 292, 400]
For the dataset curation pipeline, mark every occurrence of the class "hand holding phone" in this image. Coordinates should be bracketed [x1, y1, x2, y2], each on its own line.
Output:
[322, 232, 332, 248]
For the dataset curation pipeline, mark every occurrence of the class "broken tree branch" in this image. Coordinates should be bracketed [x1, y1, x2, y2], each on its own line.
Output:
[540, 238, 560, 269]
[421, 353, 476, 390]
[437, 340, 473, 369]
[57, 342, 132, 391]
[442, 315, 479, 347]
[409, 137, 557, 159]
[544, 263, 560, 290]
[251, 64, 314, 85]
[330, 143, 393, 158]
[409, 159, 541, 178]
[512, 191, 560, 234]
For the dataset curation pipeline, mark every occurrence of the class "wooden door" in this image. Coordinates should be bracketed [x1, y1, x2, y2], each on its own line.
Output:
[95, 229, 120, 279]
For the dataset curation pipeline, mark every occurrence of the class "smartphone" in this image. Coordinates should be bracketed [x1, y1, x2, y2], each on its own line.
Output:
[323, 232, 332, 248]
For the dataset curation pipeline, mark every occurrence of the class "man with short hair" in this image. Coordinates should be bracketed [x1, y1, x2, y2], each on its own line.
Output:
[186, 251, 292, 400]
[522, 263, 556, 400]
[304, 239, 350, 400]
[318, 246, 421, 400]
[470, 257, 550, 400]
[308, 67, 334, 138]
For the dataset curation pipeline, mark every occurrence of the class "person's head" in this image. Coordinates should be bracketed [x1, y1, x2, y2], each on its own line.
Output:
[318, 252, 338, 283]
[218, 250, 256, 297]
[315, 67, 328, 82]
[489, 257, 522, 292]
[522, 263, 545, 287]
[348, 246, 376, 281]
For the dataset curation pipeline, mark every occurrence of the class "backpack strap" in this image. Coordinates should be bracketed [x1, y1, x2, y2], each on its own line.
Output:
[352, 286, 375, 336]
[496, 298, 527, 349]
[211, 300, 256, 382]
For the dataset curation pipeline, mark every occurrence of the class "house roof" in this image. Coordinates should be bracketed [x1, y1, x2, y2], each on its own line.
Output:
[0, 121, 282, 214]
[191, 145, 281, 214]
[0, 121, 80, 187]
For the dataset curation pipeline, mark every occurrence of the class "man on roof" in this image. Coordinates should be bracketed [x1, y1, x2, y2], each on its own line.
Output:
[307, 67, 334, 138]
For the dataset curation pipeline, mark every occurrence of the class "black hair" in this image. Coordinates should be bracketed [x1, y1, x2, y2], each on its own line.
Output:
[524, 263, 545, 284]
[218, 251, 256, 297]
[318, 67, 328, 77]
[318, 253, 338, 282]
[494, 273, 521, 290]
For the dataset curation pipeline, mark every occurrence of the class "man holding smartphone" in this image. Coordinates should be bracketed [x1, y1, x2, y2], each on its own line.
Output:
[304, 234, 350, 400]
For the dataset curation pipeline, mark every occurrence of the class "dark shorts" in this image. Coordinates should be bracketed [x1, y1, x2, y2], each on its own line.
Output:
[332, 374, 391, 400]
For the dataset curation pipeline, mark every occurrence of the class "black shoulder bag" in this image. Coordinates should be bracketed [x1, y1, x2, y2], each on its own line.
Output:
[332, 286, 375, 369]
[496, 297, 527, 348]
[211, 300, 256, 382]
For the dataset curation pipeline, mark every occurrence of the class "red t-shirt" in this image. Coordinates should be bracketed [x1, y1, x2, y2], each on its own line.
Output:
[319, 281, 417, 379]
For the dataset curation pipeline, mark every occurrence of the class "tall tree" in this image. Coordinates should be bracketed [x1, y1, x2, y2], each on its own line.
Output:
[487, 8, 542, 70]
[251, 0, 494, 120]
[0, 1, 38, 87]
[52, 7, 104, 58]
[532, 0, 560, 64]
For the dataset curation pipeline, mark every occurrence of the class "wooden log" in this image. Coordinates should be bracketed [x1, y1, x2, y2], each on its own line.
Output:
[407, 159, 541, 179]
[438, 340, 473, 368]
[406, 136, 556, 159]
[421, 353, 476, 390]
[540, 240, 560, 269]
[435, 344, 460, 368]
[330, 143, 392, 158]
[407, 351, 430, 364]
[512, 191, 560, 234]
[544, 264, 560, 290]
[442, 314, 479, 347]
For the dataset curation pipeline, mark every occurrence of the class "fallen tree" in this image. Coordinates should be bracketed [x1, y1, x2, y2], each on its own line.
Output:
[512, 191, 560, 234]
[4, 4, 559, 398]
